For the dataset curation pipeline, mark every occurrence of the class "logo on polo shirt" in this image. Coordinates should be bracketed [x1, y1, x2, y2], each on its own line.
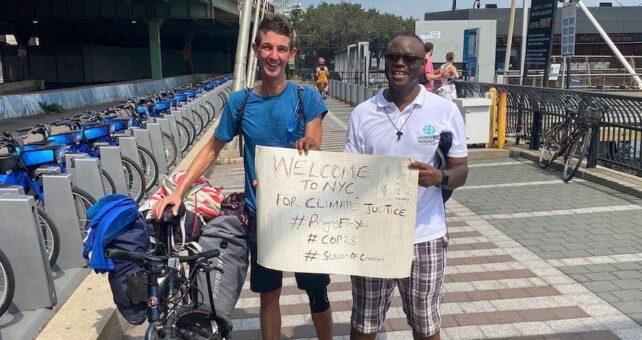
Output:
[418, 124, 439, 145]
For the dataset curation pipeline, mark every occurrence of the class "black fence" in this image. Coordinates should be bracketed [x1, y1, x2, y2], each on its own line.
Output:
[456, 82, 642, 175]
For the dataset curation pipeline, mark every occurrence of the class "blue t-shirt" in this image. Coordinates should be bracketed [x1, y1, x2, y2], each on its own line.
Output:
[215, 82, 327, 214]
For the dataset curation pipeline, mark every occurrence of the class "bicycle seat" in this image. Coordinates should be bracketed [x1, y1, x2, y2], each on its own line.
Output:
[0, 152, 18, 173]
[161, 203, 187, 224]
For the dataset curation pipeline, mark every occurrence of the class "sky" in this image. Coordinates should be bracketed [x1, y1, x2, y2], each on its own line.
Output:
[301, 0, 642, 19]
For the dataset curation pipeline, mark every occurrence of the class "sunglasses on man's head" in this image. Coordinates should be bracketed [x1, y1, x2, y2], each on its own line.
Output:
[384, 54, 424, 64]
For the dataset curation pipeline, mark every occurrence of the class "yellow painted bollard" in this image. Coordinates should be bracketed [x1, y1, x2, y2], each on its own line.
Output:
[497, 91, 508, 149]
[488, 88, 498, 147]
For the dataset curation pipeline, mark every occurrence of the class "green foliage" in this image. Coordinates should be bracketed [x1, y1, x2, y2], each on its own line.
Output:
[292, 2, 414, 69]
[38, 101, 64, 114]
[288, 5, 305, 27]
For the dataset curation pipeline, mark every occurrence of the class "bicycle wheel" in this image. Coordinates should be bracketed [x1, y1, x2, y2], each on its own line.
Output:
[191, 110, 204, 136]
[538, 123, 565, 169]
[563, 129, 591, 182]
[138, 146, 159, 192]
[200, 104, 213, 123]
[36, 206, 60, 267]
[0, 249, 15, 318]
[72, 187, 96, 239]
[182, 119, 197, 147]
[161, 132, 178, 168]
[121, 156, 146, 204]
[175, 308, 223, 340]
[175, 121, 191, 153]
[101, 169, 117, 195]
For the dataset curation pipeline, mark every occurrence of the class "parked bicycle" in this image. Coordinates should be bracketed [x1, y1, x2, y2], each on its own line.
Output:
[16, 124, 118, 196]
[538, 100, 606, 182]
[105, 204, 228, 340]
[0, 248, 15, 318]
[0, 137, 61, 266]
[46, 115, 147, 203]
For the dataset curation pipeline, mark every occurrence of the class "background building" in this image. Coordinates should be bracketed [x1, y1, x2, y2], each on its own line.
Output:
[424, 5, 642, 72]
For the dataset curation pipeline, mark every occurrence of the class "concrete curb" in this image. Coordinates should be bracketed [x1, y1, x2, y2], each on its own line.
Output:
[509, 144, 642, 199]
[35, 273, 127, 340]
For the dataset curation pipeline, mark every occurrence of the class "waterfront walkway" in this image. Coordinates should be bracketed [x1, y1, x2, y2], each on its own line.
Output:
[123, 96, 642, 339]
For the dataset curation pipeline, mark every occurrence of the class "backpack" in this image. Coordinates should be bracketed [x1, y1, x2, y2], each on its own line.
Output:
[236, 85, 306, 157]
[434, 131, 454, 203]
[82, 195, 149, 325]
[140, 171, 225, 251]
[196, 215, 249, 336]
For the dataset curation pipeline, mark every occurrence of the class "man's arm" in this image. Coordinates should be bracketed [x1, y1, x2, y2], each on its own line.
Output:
[442, 157, 467, 189]
[151, 137, 226, 217]
[409, 157, 467, 189]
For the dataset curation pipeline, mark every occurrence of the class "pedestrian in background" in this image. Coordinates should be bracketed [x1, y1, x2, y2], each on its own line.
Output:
[422, 42, 438, 93]
[436, 52, 459, 101]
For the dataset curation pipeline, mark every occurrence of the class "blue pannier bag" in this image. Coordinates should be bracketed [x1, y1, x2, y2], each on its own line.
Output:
[83, 194, 149, 325]
[107, 217, 149, 325]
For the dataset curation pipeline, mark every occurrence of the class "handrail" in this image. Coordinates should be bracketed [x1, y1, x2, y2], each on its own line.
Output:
[456, 81, 642, 175]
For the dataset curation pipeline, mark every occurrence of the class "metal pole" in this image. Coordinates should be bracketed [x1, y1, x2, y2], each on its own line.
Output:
[246, 0, 262, 88]
[232, 0, 254, 91]
[519, 0, 529, 85]
[577, 0, 642, 89]
[565, 56, 572, 89]
[503, 0, 517, 84]
[249, 0, 268, 88]
[561, 56, 567, 88]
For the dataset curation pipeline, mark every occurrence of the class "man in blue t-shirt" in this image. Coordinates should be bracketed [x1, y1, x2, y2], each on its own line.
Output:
[152, 14, 332, 340]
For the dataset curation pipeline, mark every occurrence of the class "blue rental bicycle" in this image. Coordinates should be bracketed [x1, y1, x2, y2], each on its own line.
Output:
[1, 134, 63, 266]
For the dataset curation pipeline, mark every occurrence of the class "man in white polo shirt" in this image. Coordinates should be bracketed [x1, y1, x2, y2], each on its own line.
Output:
[345, 32, 468, 340]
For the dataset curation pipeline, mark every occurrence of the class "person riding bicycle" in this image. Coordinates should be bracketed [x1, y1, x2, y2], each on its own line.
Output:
[315, 57, 330, 98]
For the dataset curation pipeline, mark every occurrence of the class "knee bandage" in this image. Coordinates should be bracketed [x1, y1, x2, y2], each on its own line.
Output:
[305, 287, 330, 313]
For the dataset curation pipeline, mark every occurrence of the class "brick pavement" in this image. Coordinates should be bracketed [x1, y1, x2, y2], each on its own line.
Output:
[124, 97, 642, 339]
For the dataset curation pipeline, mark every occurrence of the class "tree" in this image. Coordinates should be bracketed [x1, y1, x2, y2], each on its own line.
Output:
[288, 4, 305, 28]
[292, 2, 414, 70]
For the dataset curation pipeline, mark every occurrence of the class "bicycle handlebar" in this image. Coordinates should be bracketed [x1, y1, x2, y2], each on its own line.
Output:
[105, 248, 220, 264]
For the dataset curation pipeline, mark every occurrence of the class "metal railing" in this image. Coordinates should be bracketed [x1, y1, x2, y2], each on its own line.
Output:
[502, 55, 642, 91]
[457, 81, 642, 175]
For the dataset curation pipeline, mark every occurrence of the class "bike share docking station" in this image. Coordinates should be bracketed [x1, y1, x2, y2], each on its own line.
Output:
[65, 153, 106, 200]
[41, 174, 86, 270]
[98, 146, 128, 195]
[155, 118, 181, 164]
[0, 187, 57, 311]
[133, 125, 169, 175]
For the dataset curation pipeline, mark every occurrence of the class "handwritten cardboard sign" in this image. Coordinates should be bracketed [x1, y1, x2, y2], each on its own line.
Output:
[255, 146, 418, 278]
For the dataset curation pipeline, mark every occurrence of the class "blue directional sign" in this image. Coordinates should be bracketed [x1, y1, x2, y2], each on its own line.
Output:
[562, 1, 577, 56]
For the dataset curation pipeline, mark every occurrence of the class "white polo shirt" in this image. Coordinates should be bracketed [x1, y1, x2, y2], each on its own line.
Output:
[345, 85, 467, 243]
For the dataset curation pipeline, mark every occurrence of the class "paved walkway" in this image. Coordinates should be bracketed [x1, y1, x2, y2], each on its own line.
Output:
[126, 97, 642, 339]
